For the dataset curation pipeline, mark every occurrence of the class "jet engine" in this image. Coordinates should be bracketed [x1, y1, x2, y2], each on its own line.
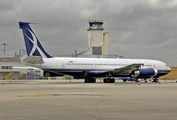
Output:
[131, 68, 158, 78]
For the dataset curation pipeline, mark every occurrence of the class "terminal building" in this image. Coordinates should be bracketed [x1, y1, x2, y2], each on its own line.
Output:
[0, 50, 42, 80]
[0, 55, 22, 80]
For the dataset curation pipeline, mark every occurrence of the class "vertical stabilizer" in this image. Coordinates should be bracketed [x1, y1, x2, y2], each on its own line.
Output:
[19, 22, 52, 58]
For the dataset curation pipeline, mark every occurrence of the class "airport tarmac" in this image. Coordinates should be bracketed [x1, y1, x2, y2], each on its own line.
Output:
[0, 79, 177, 120]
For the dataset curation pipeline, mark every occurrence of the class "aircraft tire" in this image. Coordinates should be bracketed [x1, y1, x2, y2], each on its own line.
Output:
[104, 78, 115, 83]
[123, 79, 127, 82]
[103, 79, 107, 83]
[111, 79, 115, 83]
[85, 78, 89, 83]
[94, 79, 96, 83]
[153, 78, 157, 83]
[85, 78, 96, 83]
[91, 78, 96, 83]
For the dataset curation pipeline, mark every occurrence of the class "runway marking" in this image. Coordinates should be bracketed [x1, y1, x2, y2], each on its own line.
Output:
[19, 95, 56, 97]
[19, 94, 106, 97]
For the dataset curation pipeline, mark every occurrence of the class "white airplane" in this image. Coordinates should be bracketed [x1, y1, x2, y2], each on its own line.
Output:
[19, 22, 171, 83]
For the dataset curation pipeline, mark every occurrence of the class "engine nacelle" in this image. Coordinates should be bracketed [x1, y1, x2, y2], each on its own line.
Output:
[132, 68, 158, 78]
[43, 71, 64, 77]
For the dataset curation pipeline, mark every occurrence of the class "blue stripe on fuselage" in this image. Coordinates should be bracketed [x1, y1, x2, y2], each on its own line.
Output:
[43, 69, 171, 78]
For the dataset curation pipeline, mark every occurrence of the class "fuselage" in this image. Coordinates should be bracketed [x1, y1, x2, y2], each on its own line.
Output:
[30, 57, 171, 78]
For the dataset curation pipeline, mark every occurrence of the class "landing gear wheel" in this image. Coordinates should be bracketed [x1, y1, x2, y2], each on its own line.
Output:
[85, 78, 88, 83]
[103, 78, 115, 83]
[85, 78, 96, 83]
[91, 78, 96, 83]
[123, 79, 127, 82]
[111, 79, 115, 83]
[153, 78, 157, 83]
[103, 78, 107, 83]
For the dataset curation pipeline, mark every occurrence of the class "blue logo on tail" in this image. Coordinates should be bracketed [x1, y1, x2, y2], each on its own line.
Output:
[19, 22, 52, 58]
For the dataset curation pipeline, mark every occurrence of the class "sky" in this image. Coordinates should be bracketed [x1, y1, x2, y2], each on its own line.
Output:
[0, 0, 177, 65]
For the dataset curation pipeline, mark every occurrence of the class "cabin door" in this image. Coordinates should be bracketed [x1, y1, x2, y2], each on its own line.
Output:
[61, 62, 65, 69]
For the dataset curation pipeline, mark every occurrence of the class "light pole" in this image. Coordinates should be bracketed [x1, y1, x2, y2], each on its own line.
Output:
[1, 43, 8, 55]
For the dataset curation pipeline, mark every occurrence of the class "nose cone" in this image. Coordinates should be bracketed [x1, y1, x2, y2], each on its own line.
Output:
[167, 67, 171, 73]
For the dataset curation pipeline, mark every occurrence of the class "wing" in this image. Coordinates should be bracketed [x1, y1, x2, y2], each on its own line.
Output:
[93, 63, 143, 77]
[112, 63, 144, 76]
[23, 56, 44, 64]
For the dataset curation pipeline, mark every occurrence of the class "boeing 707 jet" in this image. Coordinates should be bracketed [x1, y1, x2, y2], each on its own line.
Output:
[19, 22, 171, 83]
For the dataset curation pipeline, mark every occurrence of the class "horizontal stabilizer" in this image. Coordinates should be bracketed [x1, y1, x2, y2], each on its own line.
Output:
[23, 56, 44, 64]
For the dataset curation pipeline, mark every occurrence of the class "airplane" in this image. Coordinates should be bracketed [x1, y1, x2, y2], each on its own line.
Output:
[19, 22, 171, 83]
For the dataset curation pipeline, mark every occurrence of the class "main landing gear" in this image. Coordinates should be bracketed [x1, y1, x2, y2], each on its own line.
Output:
[84, 78, 115, 83]
[85, 78, 96, 83]
[153, 78, 158, 83]
[103, 78, 115, 83]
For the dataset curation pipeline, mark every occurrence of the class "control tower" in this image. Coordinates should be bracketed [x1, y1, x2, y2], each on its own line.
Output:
[87, 19, 108, 55]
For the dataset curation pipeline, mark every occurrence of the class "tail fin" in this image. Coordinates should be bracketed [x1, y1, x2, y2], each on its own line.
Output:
[19, 22, 52, 58]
